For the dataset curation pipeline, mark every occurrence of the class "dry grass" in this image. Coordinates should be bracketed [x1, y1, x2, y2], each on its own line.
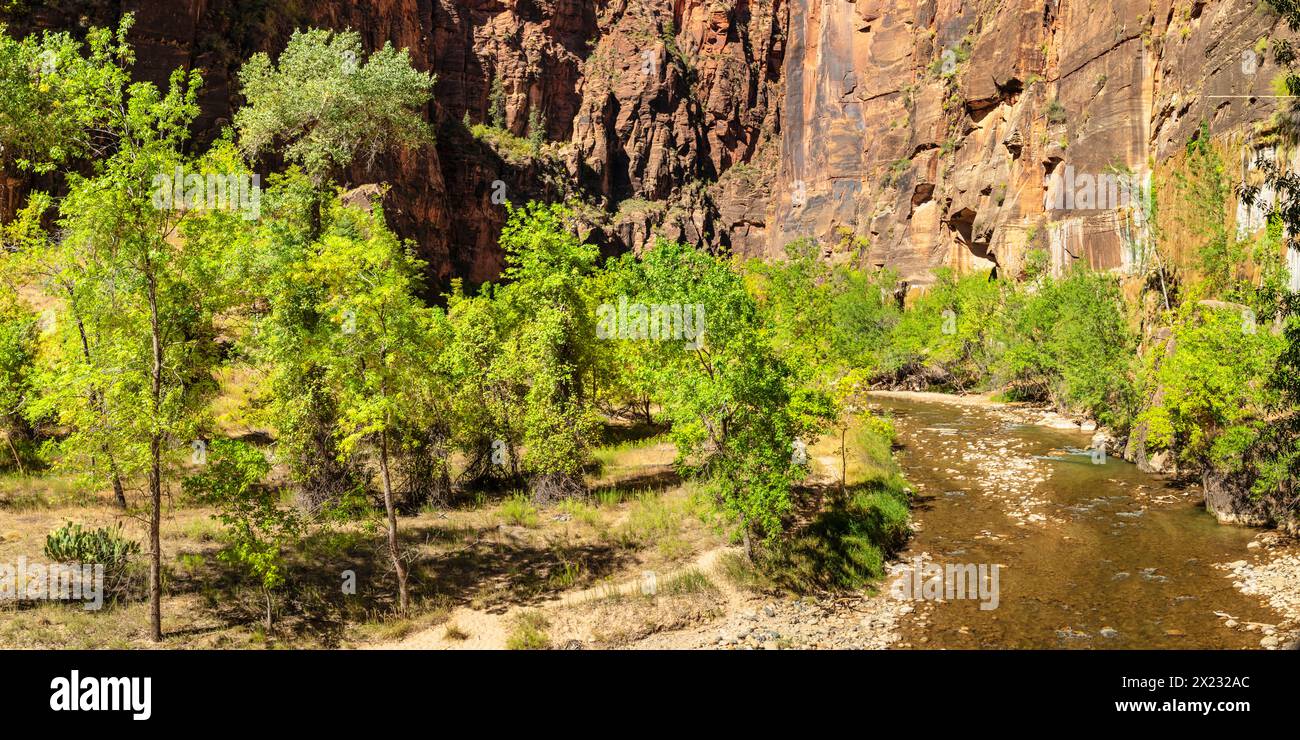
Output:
[0, 429, 728, 649]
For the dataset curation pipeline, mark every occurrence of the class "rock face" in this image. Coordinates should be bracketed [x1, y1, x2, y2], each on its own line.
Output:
[2, 0, 1295, 289]
[1203, 467, 1273, 528]
[753, 0, 1294, 285]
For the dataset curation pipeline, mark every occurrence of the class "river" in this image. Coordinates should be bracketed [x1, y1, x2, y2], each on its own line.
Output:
[870, 393, 1279, 649]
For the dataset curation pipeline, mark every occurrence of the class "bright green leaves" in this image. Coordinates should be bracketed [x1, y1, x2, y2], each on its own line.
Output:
[307, 200, 437, 458]
[0, 17, 133, 173]
[235, 28, 435, 184]
[495, 203, 602, 497]
[1138, 302, 1284, 469]
[607, 238, 832, 546]
[183, 439, 295, 593]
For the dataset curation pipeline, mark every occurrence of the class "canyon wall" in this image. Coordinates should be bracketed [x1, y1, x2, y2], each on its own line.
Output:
[751, 0, 1295, 285]
[2, 0, 1296, 289]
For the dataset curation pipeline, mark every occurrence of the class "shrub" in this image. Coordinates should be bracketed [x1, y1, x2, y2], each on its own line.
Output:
[1046, 99, 1067, 125]
[505, 610, 550, 649]
[1137, 303, 1284, 469]
[44, 521, 141, 598]
[768, 485, 910, 593]
[994, 267, 1137, 427]
[500, 493, 539, 527]
[879, 268, 1002, 389]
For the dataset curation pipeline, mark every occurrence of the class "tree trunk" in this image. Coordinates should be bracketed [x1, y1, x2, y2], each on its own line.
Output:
[111, 465, 127, 509]
[74, 312, 128, 510]
[840, 427, 847, 496]
[147, 272, 163, 643]
[3, 432, 24, 476]
[378, 430, 409, 612]
[148, 433, 161, 642]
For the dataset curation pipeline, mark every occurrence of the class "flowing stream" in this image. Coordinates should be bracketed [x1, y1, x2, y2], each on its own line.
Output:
[871, 393, 1277, 649]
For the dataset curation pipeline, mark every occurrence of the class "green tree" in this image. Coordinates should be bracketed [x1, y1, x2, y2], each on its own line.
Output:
[23, 58, 228, 642]
[0, 19, 130, 174]
[495, 203, 601, 501]
[618, 239, 832, 557]
[444, 283, 526, 486]
[1137, 304, 1283, 469]
[0, 276, 37, 472]
[235, 28, 435, 187]
[233, 29, 437, 511]
[308, 200, 441, 612]
[183, 439, 297, 630]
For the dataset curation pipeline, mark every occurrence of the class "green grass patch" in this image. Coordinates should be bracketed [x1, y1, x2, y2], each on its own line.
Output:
[661, 568, 717, 596]
[500, 493, 539, 528]
[505, 610, 551, 650]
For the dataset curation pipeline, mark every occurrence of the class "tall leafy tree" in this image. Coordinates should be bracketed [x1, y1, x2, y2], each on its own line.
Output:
[233, 29, 436, 509]
[616, 239, 832, 557]
[0, 19, 130, 174]
[22, 55, 231, 641]
[235, 28, 435, 188]
[308, 199, 440, 612]
[495, 203, 602, 501]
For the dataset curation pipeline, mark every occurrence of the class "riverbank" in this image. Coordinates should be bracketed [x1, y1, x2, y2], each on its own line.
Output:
[874, 391, 1300, 648]
[874, 391, 1297, 649]
[1218, 531, 1300, 649]
[377, 391, 1300, 650]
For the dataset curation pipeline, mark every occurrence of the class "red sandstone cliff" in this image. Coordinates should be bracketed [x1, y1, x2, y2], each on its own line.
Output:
[2, 0, 1296, 290]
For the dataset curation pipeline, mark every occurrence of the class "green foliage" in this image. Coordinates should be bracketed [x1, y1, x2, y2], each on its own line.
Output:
[495, 203, 602, 499]
[0, 17, 133, 173]
[1137, 303, 1284, 469]
[500, 493, 539, 527]
[769, 485, 910, 593]
[1171, 125, 1247, 298]
[488, 75, 506, 129]
[19, 32, 224, 507]
[0, 284, 37, 469]
[44, 521, 140, 598]
[611, 239, 834, 548]
[994, 267, 1137, 426]
[1046, 99, 1067, 125]
[235, 28, 434, 183]
[505, 610, 550, 649]
[44, 521, 141, 566]
[527, 106, 544, 152]
[182, 439, 296, 599]
[879, 268, 1002, 388]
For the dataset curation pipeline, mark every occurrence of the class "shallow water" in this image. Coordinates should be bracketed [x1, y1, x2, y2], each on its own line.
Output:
[871, 394, 1276, 649]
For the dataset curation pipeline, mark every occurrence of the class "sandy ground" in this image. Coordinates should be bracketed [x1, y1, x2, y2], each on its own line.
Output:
[373, 542, 910, 650]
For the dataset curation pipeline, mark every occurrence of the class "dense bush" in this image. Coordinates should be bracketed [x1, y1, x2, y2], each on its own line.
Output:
[1137, 302, 1284, 470]
[877, 268, 1003, 389]
[994, 264, 1138, 428]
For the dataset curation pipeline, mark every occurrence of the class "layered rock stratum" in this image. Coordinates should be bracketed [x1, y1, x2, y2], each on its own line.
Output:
[3, 0, 1297, 290]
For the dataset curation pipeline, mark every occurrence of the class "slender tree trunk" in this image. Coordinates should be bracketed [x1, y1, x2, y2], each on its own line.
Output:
[378, 429, 409, 612]
[147, 272, 163, 643]
[840, 427, 847, 496]
[74, 313, 128, 509]
[263, 587, 273, 631]
[3, 433, 24, 476]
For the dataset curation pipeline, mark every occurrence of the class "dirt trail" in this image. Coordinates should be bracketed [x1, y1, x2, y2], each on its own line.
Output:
[374, 539, 907, 650]
[374, 546, 734, 650]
